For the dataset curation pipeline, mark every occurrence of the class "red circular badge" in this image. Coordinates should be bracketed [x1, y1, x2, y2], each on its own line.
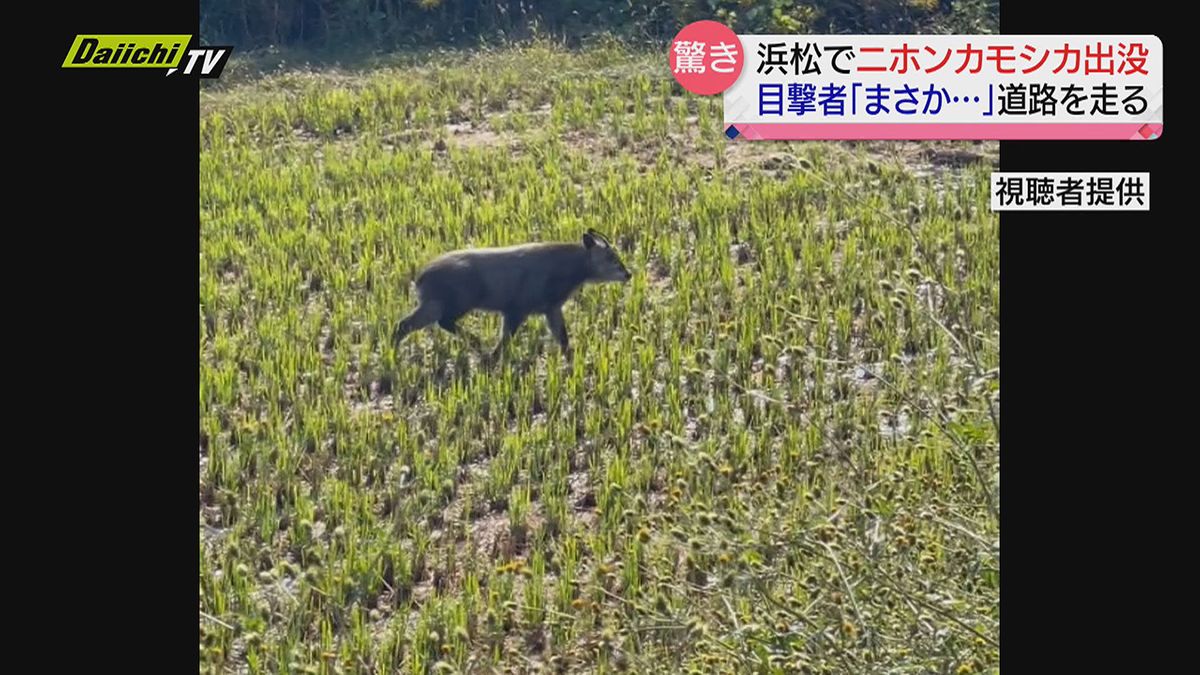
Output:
[668, 20, 745, 96]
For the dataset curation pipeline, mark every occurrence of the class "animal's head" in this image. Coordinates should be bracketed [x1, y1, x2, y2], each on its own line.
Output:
[582, 229, 632, 283]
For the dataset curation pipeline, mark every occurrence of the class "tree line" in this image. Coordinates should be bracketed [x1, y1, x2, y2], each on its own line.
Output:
[201, 0, 999, 52]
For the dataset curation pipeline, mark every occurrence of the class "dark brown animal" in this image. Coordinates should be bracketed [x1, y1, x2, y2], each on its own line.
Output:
[392, 229, 632, 358]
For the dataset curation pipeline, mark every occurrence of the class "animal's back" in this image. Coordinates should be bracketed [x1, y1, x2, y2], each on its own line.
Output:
[415, 242, 586, 314]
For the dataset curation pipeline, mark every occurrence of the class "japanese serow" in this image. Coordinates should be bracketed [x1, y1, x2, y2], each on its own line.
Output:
[392, 229, 632, 358]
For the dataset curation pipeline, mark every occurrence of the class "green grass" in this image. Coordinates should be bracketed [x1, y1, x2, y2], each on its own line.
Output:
[201, 39, 1000, 675]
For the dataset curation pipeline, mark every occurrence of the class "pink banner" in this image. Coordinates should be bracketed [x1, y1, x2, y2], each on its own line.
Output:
[728, 123, 1163, 141]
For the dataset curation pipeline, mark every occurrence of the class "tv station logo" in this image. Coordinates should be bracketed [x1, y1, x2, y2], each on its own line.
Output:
[62, 34, 233, 78]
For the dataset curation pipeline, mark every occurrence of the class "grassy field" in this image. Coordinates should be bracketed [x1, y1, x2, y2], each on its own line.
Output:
[200, 39, 1000, 675]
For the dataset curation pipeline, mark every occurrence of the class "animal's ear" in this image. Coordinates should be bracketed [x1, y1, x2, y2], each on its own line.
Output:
[585, 229, 609, 248]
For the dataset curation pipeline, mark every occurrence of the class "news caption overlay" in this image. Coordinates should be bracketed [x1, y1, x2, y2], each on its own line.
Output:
[990, 173, 1148, 211]
[669, 27, 1162, 140]
[669, 22, 1160, 211]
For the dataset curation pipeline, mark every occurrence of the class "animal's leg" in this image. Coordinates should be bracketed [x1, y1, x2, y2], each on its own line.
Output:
[439, 314, 484, 349]
[545, 306, 571, 356]
[490, 311, 528, 359]
[392, 300, 441, 346]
